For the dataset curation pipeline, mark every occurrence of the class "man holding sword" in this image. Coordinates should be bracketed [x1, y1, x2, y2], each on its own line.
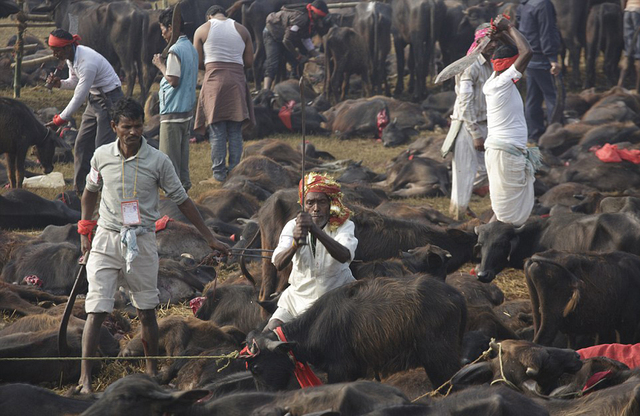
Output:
[75, 98, 229, 394]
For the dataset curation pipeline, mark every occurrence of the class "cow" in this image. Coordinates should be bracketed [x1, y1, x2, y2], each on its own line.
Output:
[451, 339, 582, 395]
[257, 188, 477, 300]
[524, 250, 640, 347]
[353, 2, 392, 96]
[391, 0, 447, 101]
[0, 98, 64, 188]
[324, 26, 372, 104]
[121, 315, 242, 359]
[584, 3, 623, 89]
[474, 213, 640, 283]
[245, 275, 466, 390]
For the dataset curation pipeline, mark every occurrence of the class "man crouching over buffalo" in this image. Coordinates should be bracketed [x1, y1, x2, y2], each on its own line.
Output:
[264, 173, 358, 331]
[76, 98, 229, 394]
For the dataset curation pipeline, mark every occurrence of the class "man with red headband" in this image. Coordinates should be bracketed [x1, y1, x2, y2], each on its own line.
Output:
[45, 29, 123, 195]
[445, 23, 497, 220]
[264, 172, 358, 331]
[482, 17, 541, 226]
[262, 0, 329, 90]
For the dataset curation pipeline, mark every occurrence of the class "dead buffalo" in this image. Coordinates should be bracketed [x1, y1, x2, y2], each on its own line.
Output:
[474, 213, 640, 283]
[0, 98, 65, 188]
[383, 154, 450, 198]
[0, 383, 95, 416]
[525, 250, 640, 346]
[245, 275, 466, 389]
[155, 257, 217, 304]
[0, 189, 80, 230]
[451, 339, 582, 395]
[195, 282, 265, 334]
[120, 315, 242, 358]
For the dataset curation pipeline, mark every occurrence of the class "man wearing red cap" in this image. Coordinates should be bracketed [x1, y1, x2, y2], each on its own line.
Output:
[482, 18, 541, 226]
[45, 28, 123, 195]
[262, 0, 329, 90]
[264, 172, 358, 331]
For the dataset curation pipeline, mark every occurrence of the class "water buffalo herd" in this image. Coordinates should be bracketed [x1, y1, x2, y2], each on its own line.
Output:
[4, 0, 640, 414]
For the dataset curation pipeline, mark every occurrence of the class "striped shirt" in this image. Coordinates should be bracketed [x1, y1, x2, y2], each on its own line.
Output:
[85, 137, 188, 232]
[451, 54, 492, 141]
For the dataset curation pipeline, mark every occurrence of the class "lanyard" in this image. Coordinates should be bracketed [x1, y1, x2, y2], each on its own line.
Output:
[121, 155, 139, 199]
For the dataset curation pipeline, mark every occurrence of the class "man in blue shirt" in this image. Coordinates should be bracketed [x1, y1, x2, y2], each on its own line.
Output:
[517, 0, 562, 144]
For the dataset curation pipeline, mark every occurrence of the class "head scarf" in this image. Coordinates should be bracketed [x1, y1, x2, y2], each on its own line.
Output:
[306, 0, 328, 34]
[299, 172, 351, 231]
[48, 33, 81, 48]
[491, 55, 519, 72]
[466, 24, 492, 56]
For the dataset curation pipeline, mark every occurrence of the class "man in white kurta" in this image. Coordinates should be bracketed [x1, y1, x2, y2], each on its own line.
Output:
[266, 173, 358, 330]
[448, 24, 494, 220]
[483, 20, 539, 226]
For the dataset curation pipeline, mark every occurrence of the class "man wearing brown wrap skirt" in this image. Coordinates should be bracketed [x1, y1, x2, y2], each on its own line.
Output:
[193, 5, 254, 183]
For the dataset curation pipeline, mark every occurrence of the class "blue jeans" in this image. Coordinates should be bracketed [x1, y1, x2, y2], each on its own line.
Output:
[208, 121, 243, 181]
[525, 67, 557, 143]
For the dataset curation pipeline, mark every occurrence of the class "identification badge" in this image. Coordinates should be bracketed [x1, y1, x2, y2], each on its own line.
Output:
[121, 200, 141, 226]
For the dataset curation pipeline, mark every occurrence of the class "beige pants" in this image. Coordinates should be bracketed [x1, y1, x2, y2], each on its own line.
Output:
[85, 227, 159, 313]
[450, 123, 488, 219]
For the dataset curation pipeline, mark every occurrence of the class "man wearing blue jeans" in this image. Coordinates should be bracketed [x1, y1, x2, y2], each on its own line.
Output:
[517, 0, 561, 144]
[209, 122, 242, 182]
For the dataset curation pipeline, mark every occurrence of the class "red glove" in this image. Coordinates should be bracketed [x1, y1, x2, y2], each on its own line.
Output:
[52, 114, 68, 127]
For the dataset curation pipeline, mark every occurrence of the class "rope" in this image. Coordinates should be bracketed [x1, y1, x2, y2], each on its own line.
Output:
[0, 350, 240, 363]
[411, 344, 494, 402]
[490, 341, 520, 391]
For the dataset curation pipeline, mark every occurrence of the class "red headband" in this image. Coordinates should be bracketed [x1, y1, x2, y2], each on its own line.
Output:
[48, 33, 81, 48]
[307, 4, 327, 17]
[491, 55, 518, 72]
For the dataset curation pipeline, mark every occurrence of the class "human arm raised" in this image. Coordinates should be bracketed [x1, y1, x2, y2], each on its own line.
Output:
[494, 17, 532, 74]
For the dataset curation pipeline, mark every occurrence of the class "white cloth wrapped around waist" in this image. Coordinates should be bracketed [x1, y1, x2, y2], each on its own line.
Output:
[119, 226, 152, 273]
[485, 142, 543, 178]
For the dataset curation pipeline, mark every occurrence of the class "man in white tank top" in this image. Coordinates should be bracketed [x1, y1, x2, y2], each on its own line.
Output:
[193, 6, 254, 184]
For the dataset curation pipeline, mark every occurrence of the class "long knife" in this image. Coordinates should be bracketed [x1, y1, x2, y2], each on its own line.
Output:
[434, 36, 491, 84]
[58, 254, 88, 356]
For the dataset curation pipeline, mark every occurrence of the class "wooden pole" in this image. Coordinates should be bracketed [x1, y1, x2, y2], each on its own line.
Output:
[11, 54, 57, 69]
[0, 44, 39, 53]
[13, 9, 26, 98]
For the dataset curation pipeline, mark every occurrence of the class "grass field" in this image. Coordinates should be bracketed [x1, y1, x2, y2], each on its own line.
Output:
[0, 16, 532, 393]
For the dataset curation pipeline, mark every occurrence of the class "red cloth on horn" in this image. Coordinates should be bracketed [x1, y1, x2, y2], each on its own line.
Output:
[274, 326, 323, 388]
[77, 220, 97, 243]
[48, 34, 81, 48]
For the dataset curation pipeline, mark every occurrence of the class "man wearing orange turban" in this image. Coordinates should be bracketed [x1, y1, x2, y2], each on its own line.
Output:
[265, 172, 358, 331]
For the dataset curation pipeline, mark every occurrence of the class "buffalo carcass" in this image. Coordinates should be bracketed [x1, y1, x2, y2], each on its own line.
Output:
[257, 188, 476, 300]
[391, 0, 447, 101]
[324, 27, 371, 104]
[0, 383, 95, 416]
[245, 275, 466, 389]
[195, 282, 264, 334]
[451, 339, 582, 395]
[525, 250, 640, 347]
[0, 98, 64, 188]
[584, 3, 623, 89]
[474, 213, 640, 283]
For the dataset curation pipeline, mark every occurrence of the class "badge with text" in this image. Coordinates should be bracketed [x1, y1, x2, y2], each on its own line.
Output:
[121, 200, 141, 226]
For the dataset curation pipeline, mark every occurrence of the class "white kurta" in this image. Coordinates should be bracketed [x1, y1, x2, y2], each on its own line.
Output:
[483, 64, 534, 226]
[270, 218, 358, 322]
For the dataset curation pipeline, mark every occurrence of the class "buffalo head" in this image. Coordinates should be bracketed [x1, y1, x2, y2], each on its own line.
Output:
[381, 119, 417, 148]
[401, 244, 451, 279]
[242, 330, 296, 391]
[474, 222, 522, 283]
[452, 339, 583, 395]
[35, 128, 69, 174]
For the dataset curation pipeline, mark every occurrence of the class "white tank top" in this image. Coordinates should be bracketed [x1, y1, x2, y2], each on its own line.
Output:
[204, 18, 245, 65]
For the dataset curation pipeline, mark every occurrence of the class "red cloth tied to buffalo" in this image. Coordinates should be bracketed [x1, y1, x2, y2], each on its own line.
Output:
[48, 33, 81, 48]
[299, 172, 351, 231]
[578, 343, 640, 369]
[591, 143, 640, 164]
[155, 215, 173, 232]
[278, 100, 295, 131]
[491, 55, 519, 72]
[77, 220, 97, 243]
[274, 326, 323, 388]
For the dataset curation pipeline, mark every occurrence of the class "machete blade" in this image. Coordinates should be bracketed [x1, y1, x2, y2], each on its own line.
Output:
[434, 36, 491, 84]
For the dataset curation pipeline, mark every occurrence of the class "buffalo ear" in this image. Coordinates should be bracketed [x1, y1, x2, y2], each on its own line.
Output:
[451, 361, 493, 387]
[427, 251, 443, 269]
